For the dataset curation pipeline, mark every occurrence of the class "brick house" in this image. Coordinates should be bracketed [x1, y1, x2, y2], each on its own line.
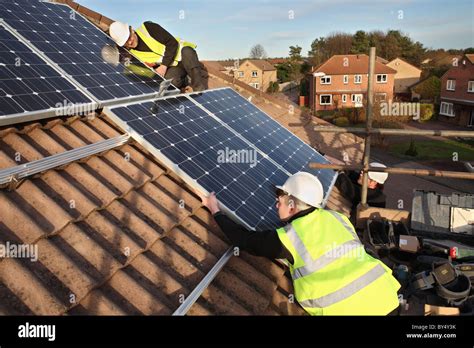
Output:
[309, 54, 396, 113]
[234, 59, 277, 92]
[386, 57, 422, 100]
[439, 54, 474, 127]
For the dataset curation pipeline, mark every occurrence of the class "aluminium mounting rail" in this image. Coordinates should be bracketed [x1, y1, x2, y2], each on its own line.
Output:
[0, 134, 130, 186]
[173, 247, 234, 316]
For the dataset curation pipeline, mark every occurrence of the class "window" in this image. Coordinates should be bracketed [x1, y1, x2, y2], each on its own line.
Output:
[342, 94, 347, 103]
[354, 75, 362, 84]
[440, 102, 455, 117]
[375, 93, 386, 101]
[343, 75, 349, 84]
[320, 94, 332, 105]
[251, 71, 258, 77]
[446, 79, 456, 91]
[320, 76, 332, 84]
[238, 71, 244, 77]
[351, 94, 363, 103]
[468, 81, 474, 92]
[249, 82, 259, 89]
[376, 74, 387, 83]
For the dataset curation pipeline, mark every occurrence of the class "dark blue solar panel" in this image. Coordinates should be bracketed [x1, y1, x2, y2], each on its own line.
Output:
[190, 88, 336, 199]
[0, 24, 92, 118]
[0, 0, 177, 103]
[111, 96, 288, 230]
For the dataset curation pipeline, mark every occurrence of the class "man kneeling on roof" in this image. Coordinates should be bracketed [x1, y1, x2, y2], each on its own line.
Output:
[109, 21, 206, 92]
[200, 172, 401, 315]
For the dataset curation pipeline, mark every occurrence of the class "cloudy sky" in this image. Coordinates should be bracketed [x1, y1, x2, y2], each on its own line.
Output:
[79, 0, 474, 60]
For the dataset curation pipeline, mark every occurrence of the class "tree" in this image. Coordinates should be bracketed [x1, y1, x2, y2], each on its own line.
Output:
[308, 37, 327, 67]
[383, 30, 403, 60]
[299, 77, 309, 96]
[276, 62, 292, 83]
[249, 44, 267, 59]
[368, 30, 385, 55]
[308, 33, 352, 67]
[351, 30, 370, 54]
[289, 45, 302, 61]
[412, 75, 440, 101]
[325, 32, 352, 56]
[267, 81, 280, 93]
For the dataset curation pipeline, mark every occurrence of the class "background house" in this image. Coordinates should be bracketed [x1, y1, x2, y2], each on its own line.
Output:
[409, 75, 440, 102]
[234, 59, 277, 92]
[386, 57, 422, 100]
[439, 54, 474, 127]
[309, 54, 396, 113]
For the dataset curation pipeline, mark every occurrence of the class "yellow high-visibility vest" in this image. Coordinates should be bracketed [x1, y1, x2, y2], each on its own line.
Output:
[276, 209, 401, 315]
[129, 23, 196, 67]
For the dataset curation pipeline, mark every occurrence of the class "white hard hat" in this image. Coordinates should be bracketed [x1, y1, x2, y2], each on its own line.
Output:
[368, 162, 388, 184]
[101, 44, 120, 66]
[109, 21, 130, 47]
[275, 172, 324, 208]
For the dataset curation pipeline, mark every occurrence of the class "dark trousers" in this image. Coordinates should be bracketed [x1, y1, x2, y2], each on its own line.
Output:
[164, 46, 202, 89]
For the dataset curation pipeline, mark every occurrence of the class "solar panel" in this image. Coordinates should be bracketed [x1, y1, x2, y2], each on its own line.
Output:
[190, 88, 336, 198]
[0, 23, 94, 125]
[109, 95, 287, 230]
[0, 0, 178, 106]
[106, 89, 337, 231]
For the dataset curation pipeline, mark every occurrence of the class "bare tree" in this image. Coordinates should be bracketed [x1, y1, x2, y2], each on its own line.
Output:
[249, 44, 267, 59]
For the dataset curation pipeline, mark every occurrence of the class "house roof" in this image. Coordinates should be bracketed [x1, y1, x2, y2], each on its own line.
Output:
[387, 57, 422, 72]
[268, 58, 289, 66]
[313, 54, 397, 75]
[0, 0, 357, 316]
[218, 60, 236, 68]
[408, 75, 438, 90]
[201, 60, 226, 71]
[465, 54, 474, 64]
[422, 53, 463, 67]
[242, 59, 277, 71]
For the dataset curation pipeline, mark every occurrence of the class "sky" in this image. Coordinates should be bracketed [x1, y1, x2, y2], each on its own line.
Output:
[79, 0, 474, 60]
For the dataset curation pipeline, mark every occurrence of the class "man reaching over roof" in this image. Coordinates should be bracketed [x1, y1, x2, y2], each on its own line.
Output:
[336, 162, 389, 223]
[199, 172, 401, 315]
[109, 21, 206, 92]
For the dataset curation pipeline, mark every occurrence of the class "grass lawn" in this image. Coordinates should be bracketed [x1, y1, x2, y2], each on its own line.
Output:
[389, 139, 474, 161]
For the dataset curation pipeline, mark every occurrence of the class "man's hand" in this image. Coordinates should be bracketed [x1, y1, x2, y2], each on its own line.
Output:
[199, 192, 221, 215]
[155, 65, 168, 77]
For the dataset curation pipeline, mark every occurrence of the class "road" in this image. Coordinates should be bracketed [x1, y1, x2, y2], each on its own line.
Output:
[371, 147, 474, 212]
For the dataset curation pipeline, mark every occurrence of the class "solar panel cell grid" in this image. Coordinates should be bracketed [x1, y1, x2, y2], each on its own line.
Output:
[0, 0, 176, 104]
[109, 89, 337, 230]
[0, 25, 91, 118]
[190, 88, 335, 195]
[111, 96, 291, 230]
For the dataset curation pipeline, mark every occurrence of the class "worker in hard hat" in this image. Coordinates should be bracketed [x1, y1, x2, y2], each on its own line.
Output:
[200, 171, 401, 315]
[336, 162, 389, 221]
[108, 21, 206, 92]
